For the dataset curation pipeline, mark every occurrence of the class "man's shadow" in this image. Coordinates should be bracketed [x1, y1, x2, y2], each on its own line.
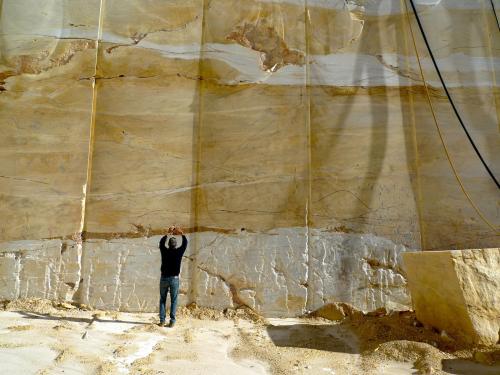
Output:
[310, 1, 418, 241]
[14, 310, 151, 326]
[409, 0, 500, 249]
[441, 358, 500, 375]
[266, 323, 358, 354]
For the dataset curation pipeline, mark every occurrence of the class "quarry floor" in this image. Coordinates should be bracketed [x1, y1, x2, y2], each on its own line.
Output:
[0, 300, 499, 375]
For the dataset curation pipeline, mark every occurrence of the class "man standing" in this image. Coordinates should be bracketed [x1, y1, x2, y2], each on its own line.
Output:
[158, 227, 188, 327]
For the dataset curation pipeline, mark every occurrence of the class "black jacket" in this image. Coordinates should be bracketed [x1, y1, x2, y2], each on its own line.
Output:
[159, 235, 188, 277]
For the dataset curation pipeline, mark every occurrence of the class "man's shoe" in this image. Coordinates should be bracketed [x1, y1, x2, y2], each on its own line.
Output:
[158, 322, 166, 327]
[168, 321, 175, 328]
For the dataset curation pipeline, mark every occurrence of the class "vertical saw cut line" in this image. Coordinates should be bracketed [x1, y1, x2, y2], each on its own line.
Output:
[409, 0, 500, 189]
[189, 0, 210, 305]
[81, 0, 105, 236]
[75, 0, 104, 304]
[401, 6, 426, 251]
[402, 0, 498, 232]
[490, 0, 500, 31]
[304, 0, 313, 310]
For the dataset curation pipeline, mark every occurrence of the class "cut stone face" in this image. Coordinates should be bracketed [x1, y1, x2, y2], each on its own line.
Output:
[0, 239, 82, 302]
[0, 0, 499, 316]
[0, 0, 101, 241]
[403, 248, 500, 346]
[0, 231, 412, 317]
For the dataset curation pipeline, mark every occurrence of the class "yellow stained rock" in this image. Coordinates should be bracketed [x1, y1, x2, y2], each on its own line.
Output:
[403, 248, 500, 346]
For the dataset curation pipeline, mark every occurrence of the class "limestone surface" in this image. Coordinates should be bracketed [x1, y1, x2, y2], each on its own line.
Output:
[0, 0, 498, 315]
[403, 248, 500, 345]
[1, 230, 412, 317]
[0, 239, 81, 302]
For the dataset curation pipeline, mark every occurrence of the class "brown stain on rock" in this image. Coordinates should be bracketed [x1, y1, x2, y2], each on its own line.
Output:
[80, 225, 236, 240]
[0, 71, 16, 92]
[5, 40, 96, 77]
[316, 85, 448, 99]
[226, 22, 305, 72]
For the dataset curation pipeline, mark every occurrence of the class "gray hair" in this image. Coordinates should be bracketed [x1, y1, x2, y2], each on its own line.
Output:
[168, 237, 177, 249]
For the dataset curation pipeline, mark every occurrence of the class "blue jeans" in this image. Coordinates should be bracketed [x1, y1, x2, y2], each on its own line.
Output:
[159, 276, 179, 323]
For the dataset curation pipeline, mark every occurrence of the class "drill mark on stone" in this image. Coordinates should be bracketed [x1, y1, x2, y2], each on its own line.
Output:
[226, 22, 305, 72]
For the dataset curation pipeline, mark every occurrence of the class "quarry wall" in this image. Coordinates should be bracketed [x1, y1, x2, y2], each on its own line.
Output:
[0, 0, 498, 315]
[0, 231, 411, 316]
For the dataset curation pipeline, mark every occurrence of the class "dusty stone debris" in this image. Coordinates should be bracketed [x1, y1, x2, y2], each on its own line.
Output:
[1, 298, 499, 374]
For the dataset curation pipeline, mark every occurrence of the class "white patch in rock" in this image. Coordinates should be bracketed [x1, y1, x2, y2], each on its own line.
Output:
[0, 229, 412, 316]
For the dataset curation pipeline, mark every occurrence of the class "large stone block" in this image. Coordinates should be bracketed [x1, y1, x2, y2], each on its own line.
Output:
[308, 230, 411, 312]
[0, 240, 81, 301]
[0, 229, 412, 316]
[193, 228, 309, 317]
[403, 248, 500, 346]
[0, 0, 101, 241]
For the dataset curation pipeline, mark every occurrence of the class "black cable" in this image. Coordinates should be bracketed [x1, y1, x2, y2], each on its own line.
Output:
[409, 0, 500, 189]
[491, 0, 500, 31]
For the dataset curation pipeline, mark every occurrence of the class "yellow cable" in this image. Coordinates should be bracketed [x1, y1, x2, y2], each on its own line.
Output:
[401, 0, 498, 232]
[401, 8, 426, 250]
[81, 0, 105, 236]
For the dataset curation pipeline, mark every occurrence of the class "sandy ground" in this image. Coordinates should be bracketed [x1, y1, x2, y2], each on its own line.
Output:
[0, 300, 499, 375]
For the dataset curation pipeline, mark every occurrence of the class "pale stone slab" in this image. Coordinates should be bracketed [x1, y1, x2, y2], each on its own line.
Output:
[0, 230, 412, 317]
[308, 230, 412, 312]
[0, 239, 81, 301]
[76, 236, 197, 312]
[403, 248, 500, 345]
[193, 228, 309, 316]
[191, 0, 309, 233]
[309, 86, 422, 247]
[84, 0, 203, 235]
[0, 0, 101, 241]
[1, 0, 498, 248]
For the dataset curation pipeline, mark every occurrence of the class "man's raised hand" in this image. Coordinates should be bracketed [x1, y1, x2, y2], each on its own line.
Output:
[167, 226, 183, 235]
[172, 227, 183, 235]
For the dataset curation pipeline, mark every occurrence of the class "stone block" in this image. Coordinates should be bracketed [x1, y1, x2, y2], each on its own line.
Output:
[194, 229, 308, 317]
[403, 248, 500, 346]
[0, 231, 414, 316]
[308, 230, 412, 312]
[0, 254, 20, 300]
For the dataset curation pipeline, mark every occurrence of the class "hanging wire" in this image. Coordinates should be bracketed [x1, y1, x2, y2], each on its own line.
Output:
[401, 0, 498, 232]
[408, 0, 500, 189]
[490, 0, 500, 31]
